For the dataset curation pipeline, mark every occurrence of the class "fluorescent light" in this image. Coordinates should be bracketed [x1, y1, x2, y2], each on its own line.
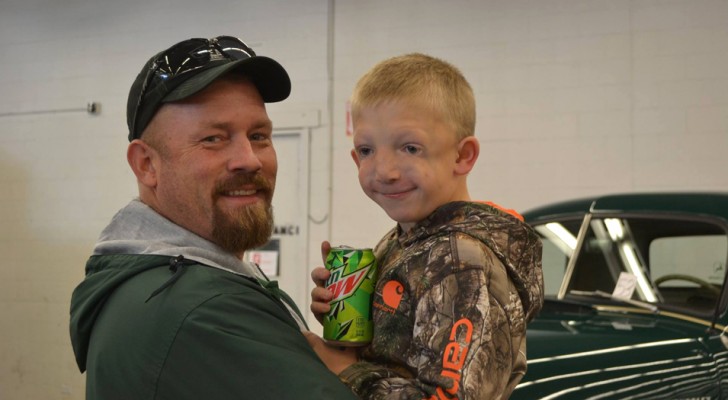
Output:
[545, 222, 578, 250]
[604, 218, 624, 240]
[622, 243, 658, 302]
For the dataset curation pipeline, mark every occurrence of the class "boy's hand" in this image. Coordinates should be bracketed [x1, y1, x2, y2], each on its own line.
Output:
[303, 331, 357, 375]
[311, 241, 333, 324]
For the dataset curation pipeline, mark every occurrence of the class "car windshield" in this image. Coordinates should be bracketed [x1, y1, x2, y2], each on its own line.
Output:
[534, 215, 728, 316]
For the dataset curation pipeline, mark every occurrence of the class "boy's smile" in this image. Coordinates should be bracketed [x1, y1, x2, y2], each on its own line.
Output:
[351, 99, 473, 232]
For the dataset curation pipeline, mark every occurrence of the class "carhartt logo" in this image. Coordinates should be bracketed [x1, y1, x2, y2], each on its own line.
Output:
[373, 280, 404, 314]
[383, 281, 404, 309]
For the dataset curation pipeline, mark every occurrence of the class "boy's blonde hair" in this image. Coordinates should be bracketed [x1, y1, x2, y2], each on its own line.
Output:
[350, 53, 476, 140]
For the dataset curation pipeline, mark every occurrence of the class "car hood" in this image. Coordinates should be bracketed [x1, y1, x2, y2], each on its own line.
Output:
[512, 299, 724, 399]
[525, 299, 714, 358]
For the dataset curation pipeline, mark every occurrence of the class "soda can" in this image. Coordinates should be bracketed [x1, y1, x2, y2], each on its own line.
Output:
[323, 246, 377, 346]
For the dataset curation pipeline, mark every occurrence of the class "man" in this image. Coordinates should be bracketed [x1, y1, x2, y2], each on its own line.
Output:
[69, 36, 357, 399]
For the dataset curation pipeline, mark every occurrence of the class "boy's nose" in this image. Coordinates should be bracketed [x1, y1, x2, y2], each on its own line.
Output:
[373, 153, 400, 182]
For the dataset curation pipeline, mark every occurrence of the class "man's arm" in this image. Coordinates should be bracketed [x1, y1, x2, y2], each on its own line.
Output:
[158, 291, 359, 399]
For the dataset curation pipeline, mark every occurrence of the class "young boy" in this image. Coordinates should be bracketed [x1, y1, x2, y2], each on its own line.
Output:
[307, 53, 544, 399]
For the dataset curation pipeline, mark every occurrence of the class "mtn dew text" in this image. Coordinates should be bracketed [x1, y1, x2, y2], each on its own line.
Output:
[323, 246, 377, 346]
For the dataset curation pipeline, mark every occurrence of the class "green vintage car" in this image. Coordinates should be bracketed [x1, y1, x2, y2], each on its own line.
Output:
[511, 192, 728, 400]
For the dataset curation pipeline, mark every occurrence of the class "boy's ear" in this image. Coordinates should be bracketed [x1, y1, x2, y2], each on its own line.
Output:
[127, 140, 159, 188]
[350, 148, 361, 168]
[454, 136, 479, 175]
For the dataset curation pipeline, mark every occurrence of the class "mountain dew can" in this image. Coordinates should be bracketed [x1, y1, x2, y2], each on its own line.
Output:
[323, 246, 377, 346]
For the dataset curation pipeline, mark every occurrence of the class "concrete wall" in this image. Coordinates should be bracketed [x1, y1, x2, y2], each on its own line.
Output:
[1, 0, 726, 398]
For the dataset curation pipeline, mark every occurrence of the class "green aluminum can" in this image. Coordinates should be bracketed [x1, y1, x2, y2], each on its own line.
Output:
[323, 246, 377, 346]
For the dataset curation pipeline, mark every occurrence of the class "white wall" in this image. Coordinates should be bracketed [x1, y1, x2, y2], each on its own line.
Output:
[0, 1, 333, 398]
[331, 0, 728, 248]
[1, 0, 727, 398]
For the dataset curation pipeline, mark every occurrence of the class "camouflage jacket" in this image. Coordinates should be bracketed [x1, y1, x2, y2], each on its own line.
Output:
[339, 201, 544, 399]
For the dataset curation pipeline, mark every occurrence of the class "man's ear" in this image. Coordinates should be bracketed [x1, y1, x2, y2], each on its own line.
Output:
[454, 136, 479, 175]
[350, 148, 361, 168]
[127, 139, 158, 188]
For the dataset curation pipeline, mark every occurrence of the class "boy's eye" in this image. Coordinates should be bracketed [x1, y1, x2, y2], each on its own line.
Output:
[403, 145, 420, 154]
[356, 147, 372, 157]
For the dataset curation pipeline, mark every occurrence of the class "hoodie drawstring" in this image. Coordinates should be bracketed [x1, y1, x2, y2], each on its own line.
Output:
[145, 255, 194, 303]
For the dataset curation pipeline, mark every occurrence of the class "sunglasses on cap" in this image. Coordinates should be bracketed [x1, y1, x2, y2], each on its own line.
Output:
[129, 36, 257, 140]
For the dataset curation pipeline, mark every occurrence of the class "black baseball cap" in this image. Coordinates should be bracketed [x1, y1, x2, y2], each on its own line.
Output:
[126, 36, 291, 141]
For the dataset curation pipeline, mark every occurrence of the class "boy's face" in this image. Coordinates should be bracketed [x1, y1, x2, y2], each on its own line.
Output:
[351, 100, 470, 232]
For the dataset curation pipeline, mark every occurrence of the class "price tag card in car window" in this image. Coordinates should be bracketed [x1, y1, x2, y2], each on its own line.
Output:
[613, 272, 637, 299]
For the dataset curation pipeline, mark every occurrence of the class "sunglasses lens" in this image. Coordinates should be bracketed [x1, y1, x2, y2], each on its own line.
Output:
[156, 39, 210, 78]
[215, 36, 255, 60]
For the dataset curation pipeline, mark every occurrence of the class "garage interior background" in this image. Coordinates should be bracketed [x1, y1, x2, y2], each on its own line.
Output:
[1, 0, 727, 398]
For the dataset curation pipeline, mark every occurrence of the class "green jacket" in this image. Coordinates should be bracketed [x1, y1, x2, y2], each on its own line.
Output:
[69, 200, 356, 399]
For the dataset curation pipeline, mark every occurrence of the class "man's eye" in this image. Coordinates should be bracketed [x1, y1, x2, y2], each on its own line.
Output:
[202, 136, 222, 143]
[250, 133, 271, 141]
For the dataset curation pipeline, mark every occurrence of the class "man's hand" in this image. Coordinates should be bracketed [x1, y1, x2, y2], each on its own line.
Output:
[303, 331, 358, 375]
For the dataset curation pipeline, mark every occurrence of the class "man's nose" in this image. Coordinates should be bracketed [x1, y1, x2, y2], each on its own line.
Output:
[228, 138, 263, 172]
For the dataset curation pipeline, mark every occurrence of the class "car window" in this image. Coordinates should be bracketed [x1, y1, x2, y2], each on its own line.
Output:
[563, 216, 728, 316]
[533, 219, 582, 296]
[650, 235, 727, 285]
[566, 218, 627, 296]
[650, 234, 727, 312]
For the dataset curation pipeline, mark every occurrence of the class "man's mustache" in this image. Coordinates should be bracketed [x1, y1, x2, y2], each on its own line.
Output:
[214, 173, 274, 199]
